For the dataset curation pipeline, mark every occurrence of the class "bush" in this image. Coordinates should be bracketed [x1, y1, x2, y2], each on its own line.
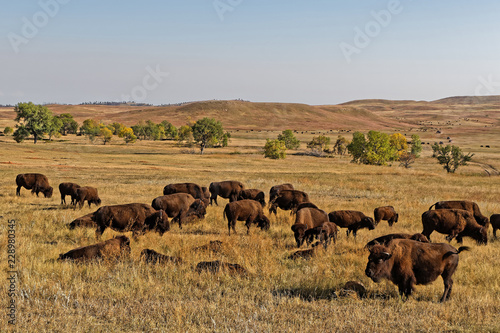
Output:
[431, 143, 474, 173]
[277, 130, 300, 149]
[263, 139, 286, 159]
[3, 127, 13, 135]
[307, 135, 330, 155]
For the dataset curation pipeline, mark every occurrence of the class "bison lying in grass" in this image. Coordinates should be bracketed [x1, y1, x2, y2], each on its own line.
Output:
[58, 236, 130, 261]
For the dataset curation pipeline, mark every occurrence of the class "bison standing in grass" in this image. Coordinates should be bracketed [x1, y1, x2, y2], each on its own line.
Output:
[269, 183, 294, 204]
[328, 210, 376, 238]
[209, 180, 245, 205]
[16, 173, 53, 198]
[238, 189, 266, 207]
[429, 200, 489, 227]
[59, 182, 80, 205]
[365, 239, 469, 302]
[374, 206, 399, 226]
[75, 186, 101, 209]
[421, 209, 487, 244]
[163, 182, 209, 206]
[58, 235, 131, 261]
[93, 203, 170, 239]
[291, 207, 329, 247]
[303, 222, 338, 249]
[224, 199, 270, 235]
[151, 193, 206, 229]
[269, 190, 310, 216]
[491, 214, 500, 238]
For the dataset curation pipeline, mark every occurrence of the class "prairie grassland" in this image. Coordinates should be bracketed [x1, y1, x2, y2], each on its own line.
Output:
[1, 134, 499, 332]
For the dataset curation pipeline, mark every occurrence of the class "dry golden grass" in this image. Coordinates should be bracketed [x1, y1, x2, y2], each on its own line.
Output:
[1, 128, 499, 332]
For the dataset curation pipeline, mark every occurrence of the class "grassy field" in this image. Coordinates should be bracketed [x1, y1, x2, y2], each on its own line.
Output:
[1, 100, 500, 332]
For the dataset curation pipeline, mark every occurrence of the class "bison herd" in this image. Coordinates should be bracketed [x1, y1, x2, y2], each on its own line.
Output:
[15, 173, 500, 302]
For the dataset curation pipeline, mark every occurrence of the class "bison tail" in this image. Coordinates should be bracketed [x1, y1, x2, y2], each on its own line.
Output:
[222, 207, 227, 221]
[457, 246, 471, 254]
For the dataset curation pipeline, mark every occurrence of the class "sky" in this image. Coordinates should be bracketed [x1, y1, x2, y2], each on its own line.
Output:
[1, 0, 499, 105]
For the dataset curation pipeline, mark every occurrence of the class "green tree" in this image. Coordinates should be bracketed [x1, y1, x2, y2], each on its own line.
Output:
[3, 127, 13, 135]
[410, 134, 423, 157]
[161, 120, 178, 139]
[390, 133, 408, 160]
[191, 117, 225, 154]
[47, 115, 63, 140]
[277, 129, 300, 149]
[109, 122, 125, 135]
[99, 126, 113, 145]
[57, 113, 79, 135]
[263, 139, 286, 159]
[118, 127, 137, 145]
[365, 131, 397, 165]
[431, 143, 474, 173]
[307, 135, 330, 154]
[13, 102, 53, 143]
[80, 119, 101, 142]
[347, 131, 367, 163]
[177, 125, 193, 146]
[333, 135, 349, 155]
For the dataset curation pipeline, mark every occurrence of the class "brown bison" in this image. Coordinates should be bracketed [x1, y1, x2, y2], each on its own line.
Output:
[151, 193, 206, 229]
[269, 189, 310, 216]
[16, 173, 53, 198]
[303, 222, 338, 249]
[269, 183, 294, 204]
[192, 240, 223, 253]
[59, 182, 80, 205]
[201, 186, 210, 202]
[238, 189, 266, 207]
[223, 199, 270, 235]
[58, 235, 131, 261]
[68, 213, 96, 229]
[365, 239, 470, 302]
[365, 233, 429, 249]
[75, 186, 101, 209]
[209, 180, 245, 205]
[296, 202, 319, 211]
[374, 206, 399, 226]
[163, 182, 209, 206]
[328, 210, 376, 237]
[291, 207, 329, 247]
[491, 214, 500, 238]
[421, 209, 487, 244]
[140, 249, 182, 264]
[93, 203, 170, 239]
[429, 200, 489, 227]
[195, 260, 247, 275]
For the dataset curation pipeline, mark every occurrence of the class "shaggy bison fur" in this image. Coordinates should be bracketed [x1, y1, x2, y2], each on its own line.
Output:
[224, 199, 270, 235]
[151, 193, 206, 229]
[209, 180, 245, 205]
[328, 210, 376, 237]
[58, 236, 130, 261]
[59, 182, 81, 205]
[76, 186, 101, 209]
[374, 206, 399, 226]
[16, 173, 53, 198]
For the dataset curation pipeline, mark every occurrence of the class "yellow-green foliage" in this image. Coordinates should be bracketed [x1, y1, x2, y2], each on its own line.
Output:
[0, 133, 499, 332]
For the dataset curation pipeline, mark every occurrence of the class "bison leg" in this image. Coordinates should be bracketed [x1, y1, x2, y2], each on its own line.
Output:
[61, 194, 66, 205]
[228, 219, 236, 236]
[210, 195, 218, 206]
[95, 225, 106, 240]
[16, 186, 21, 196]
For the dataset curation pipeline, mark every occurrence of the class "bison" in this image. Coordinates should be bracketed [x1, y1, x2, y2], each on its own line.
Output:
[365, 233, 429, 249]
[291, 207, 329, 247]
[75, 186, 101, 209]
[68, 212, 96, 229]
[269, 189, 310, 216]
[59, 182, 80, 205]
[328, 210, 376, 237]
[58, 235, 131, 261]
[209, 180, 245, 205]
[421, 209, 487, 244]
[303, 222, 338, 249]
[93, 203, 170, 239]
[365, 239, 470, 302]
[429, 200, 489, 227]
[140, 249, 182, 264]
[269, 183, 294, 204]
[223, 199, 270, 235]
[16, 173, 53, 198]
[151, 193, 206, 229]
[491, 214, 500, 238]
[163, 182, 209, 206]
[195, 260, 247, 275]
[374, 206, 399, 226]
[238, 189, 266, 207]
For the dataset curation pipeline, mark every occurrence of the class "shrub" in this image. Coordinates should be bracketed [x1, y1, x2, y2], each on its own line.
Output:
[263, 139, 286, 159]
[431, 143, 474, 173]
[277, 130, 300, 149]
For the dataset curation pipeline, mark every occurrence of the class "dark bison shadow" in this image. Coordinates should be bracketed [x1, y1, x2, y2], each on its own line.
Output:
[272, 287, 392, 302]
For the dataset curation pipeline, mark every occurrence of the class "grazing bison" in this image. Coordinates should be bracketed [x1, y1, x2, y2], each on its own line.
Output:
[269, 190, 310, 216]
[365, 233, 429, 249]
[151, 193, 206, 229]
[195, 260, 247, 275]
[75, 186, 101, 209]
[291, 207, 329, 247]
[328, 210, 376, 237]
[68, 213, 96, 229]
[209, 180, 245, 205]
[491, 214, 500, 238]
[16, 173, 53, 198]
[223, 199, 270, 235]
[140, 249, 182, 264]
[58, 235, 131, 261]
[269, 183, 294, 204]
[93, 203, 170, 239]
[365, 239, 470, 302]
[163, 182, 209, 206]
[59, 182, 81, 205]
[303, 222, 338, 249]
[374, 206, 399, 226]
[421, 209, 487, 244]
[429, 200, 489, 227]
[238, 189, 266, 207]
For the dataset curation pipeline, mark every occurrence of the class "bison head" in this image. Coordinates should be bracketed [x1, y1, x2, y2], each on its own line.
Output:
[43, 186, 54, 198]
[115, 235, 131, 253]
[476, 227, 488, 245]
[145, 210, 170, 236]
[477, 216, 489, 227]
[362, 217, 376, 230]
[257, 216, 270, 231]
[190, 199, 207, 219]
[365, 245, 393, 283]
[291, 224, 308, 247]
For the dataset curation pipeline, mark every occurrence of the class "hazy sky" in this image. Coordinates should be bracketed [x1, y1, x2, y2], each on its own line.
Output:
[1, 0, 499, 105]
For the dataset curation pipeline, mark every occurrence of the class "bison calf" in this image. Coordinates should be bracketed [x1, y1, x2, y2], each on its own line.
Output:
[291, 207, 329, 247]
[224, 200, 270, 235]
[303, 222, 338, 249]
[76, 186, 101, 209]
[374, 206, 399, 226]
[58, 236, 131, 261]
[365, 239, 469, 302]
[68, 213, 96, 229]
